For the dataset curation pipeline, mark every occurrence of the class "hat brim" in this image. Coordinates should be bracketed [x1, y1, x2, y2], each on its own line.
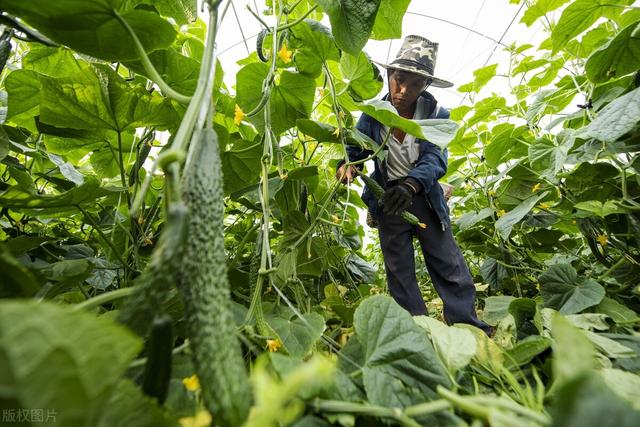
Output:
[373, 61, 454, 89]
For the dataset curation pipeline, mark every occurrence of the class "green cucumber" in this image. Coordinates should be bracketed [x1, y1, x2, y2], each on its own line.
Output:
[178, 128, 251, 427]
[142, 315, 173, 405]
[118, 201, 188, 337]
[358, 172, 427, 229]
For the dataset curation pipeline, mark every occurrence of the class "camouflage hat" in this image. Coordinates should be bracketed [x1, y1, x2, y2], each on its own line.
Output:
[375, 35, 453, 88]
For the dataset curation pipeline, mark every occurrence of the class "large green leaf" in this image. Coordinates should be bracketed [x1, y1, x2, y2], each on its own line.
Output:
[495, 191, 548, 239]
[551, 0, 634, 52]
[574, 200, 630, 218]
[221, 140, 262, 194]
[0, 300, 143, 426]
[340, 51, 383, 101]
[414, 316, 477, 373]
[0, 0, 176, 61]
[39, 66, 178, 131]
[456, 207, 494, 231]
[125, 48, 201, 95]
[520, 0, 571, 26]
[340, 97, 460, 148]
[458, 63, 498, 93]
[600, 368, 640, 411]
[315, 0, 381, 55]
[349, 296, 454, 425]
[0, 243, 39, 297]
[266, 307, 325, 359]
[595, 297, 640, 324]
[585, 21, 640, 83]
[370, 0, 411, 40]
[289, 20, 340, 78]
[141, 0, 197, 25]
[506, 335, 552, 367]
[236, 64, 316, 135]
[551, 373, 640, 427]
[539, 264, 605, 314]
[580, 87, 640, 143]
[22, 45, 85, 78]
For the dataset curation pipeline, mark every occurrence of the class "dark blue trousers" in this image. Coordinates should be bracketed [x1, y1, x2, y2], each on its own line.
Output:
[377, 194, 492, 335]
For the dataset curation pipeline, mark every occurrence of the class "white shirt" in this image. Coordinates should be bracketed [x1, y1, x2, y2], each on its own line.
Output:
[380, 97, 426, 181]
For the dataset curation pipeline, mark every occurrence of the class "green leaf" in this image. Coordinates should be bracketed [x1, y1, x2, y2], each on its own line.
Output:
[142, 0, 197, 25]
[456, 207, 494, 231]
[595, 297, 640, 324]
[506, 335, 552, 367]
[266, 308, 325, 359]
[22, 45, 85, 78]
[539, 264, 605, 314]
[90, 148, 121, 179]
[315, 0, 381, 55]
[221, 140, 262, 194]
[582, 86, 640, 143]
[0, 243, 40, 297]
[600, 368, 640, 411]
[340, 97, 459, 148]
[47, 153, 84, 185]
[586, 21, 640, 83]
[0, 300, 142, 426]
[370, 0, 411, 40]
[484, 124, 528, 168]
[574, 200, 630, 218]
[509, 297, 543, 335]
[237, 64, 316, 135]
[288, 166, 318, 180]
[551, 312, 598, 384]
[457, 63, 498, 94]
[520, 0, 571, 26]
[96, 378, 177, 427]
[482, 296, 516, 326]
[566, 313, 610, 331]
[351, 296, 453, 424]
[551, 373, 640, 427]
[289, 20, 340, 78]
[584, 331, 636, 359]
[480, 258, 510, 292]
[0, 0, 176, 61]
[414, 316, 477, 373]
[5, 70, 41, 123]
[551, 0, 634, 52]
[345, 253, 376, 283]
[0, 176, 116, 212]
[40, 67, 178, 132]
[125, 48, 200, 96]
[340, 51, 383, 101]
[495, 191, 548, 239]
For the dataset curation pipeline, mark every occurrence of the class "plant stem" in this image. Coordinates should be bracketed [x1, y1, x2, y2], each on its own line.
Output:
[73, 287, 135, 311]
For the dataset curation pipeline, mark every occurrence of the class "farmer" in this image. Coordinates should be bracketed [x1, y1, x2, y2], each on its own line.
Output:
[336, 35, 493, 336]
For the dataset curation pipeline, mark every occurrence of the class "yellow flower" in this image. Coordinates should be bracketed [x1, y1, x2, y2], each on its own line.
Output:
[538, 202, 552, 210]
[179, 410, 212, 427]
[331, 214, 340, 224]
[596, 234, 608, 246]
[277, 43, 293, 63]
[182, 374, 200, 392]
[266, 339, 281, 352]
[488, 190, 496, 197]
[234, 104, 244, 125]
[532, 183, 541, 193]
[497, 209, 506, 218]
[332, 127, 340, 137]
[536, 282, 541, 291]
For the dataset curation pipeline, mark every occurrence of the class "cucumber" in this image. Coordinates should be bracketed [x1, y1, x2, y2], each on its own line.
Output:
[358, 172, 427, 229]
[142, 315, 173, 405]
[118, 201, 188, 337]
[178, 128, 251, 427]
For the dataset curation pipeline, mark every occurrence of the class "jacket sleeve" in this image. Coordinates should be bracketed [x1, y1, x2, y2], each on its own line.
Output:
[406, 107, 450, 193]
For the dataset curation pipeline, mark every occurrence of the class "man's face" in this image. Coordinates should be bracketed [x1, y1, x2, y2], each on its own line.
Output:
[388, 70, 429, 111]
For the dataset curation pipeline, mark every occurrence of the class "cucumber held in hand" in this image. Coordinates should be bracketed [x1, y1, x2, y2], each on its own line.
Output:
[358, 171, 427, 229]
[178, 128, 251, 427]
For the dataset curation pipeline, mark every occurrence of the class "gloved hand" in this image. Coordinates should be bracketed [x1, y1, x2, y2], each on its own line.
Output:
[380, 184, 414, 216]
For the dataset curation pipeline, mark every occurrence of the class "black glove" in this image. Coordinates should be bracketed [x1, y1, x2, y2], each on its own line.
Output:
[380, 184, 413, 216]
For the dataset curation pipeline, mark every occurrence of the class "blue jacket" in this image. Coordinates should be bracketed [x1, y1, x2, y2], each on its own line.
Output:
[343, 91, 452, 230]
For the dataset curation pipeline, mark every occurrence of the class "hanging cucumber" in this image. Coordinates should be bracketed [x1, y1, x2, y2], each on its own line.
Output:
[178, 128, 251, 427]
[118, 201, 188, 337]
[358, 171, 427, 229]
[142, 315, 173, 405]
